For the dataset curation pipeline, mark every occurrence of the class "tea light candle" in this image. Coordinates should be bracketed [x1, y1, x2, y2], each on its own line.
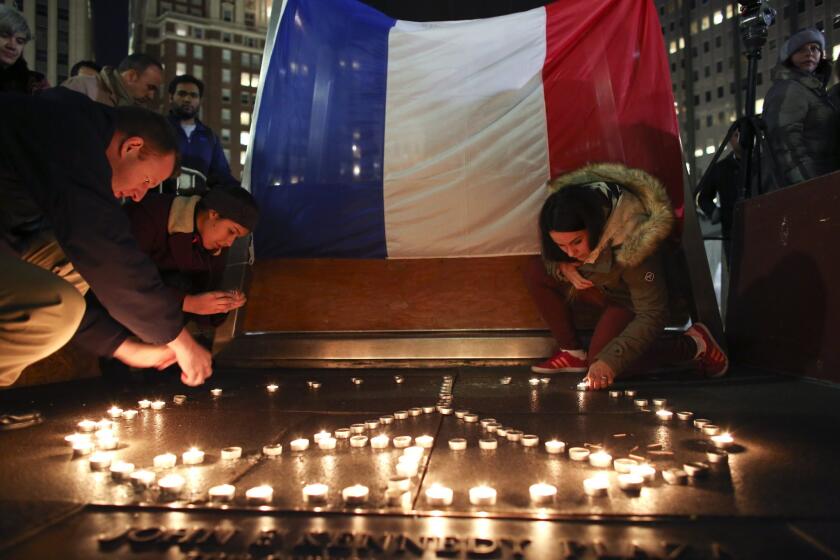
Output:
[151, 400, 165, 411]
[480, 418, 497, 428]
[439, 407, 453, 415]
[409, 408, 422, 417]
[702, 424, 721, 436]
[388, 476, 410, 492]
[576, 382, 589, 391]
[65, 433, 90, 447]
[393, 436, 412, 448]
[351, 377, 363, 385]
[365, 419, 380, 429]
[469, 485, 497, 507]
[707, 449, 729, 464]
[309, 381, 321, 389]
[541, 377, 551, 384]
[153, 453, 177, 469]
[370, 435, 390, 449]
[342, 484, 369, 505]
[379, 415, 394, 425]
[313, 431, 332, 442]
[173, 394, 186, 405]
[677, 411, 694, 421]
[568, 447, 591, 461]
[613, 458, 638, 473]
[318, 437, 337, 450]
[464, 413, 479, 423]
[121, 410, 138, 420]
[485, 423, 500, 434]
[262, 444, 283, 456]
[396, 461, 419, 477]
[95, 419, 114, 431]
[290, 438, 310, 451]
[96, 435, 119, 450]
[182, 447, 205, 465]
[506, 430, 523, 442]
[209, 484, 236, 501]
[694, 418, 711, 429]
[529, 483, 557, 504]
[684, 462, 709, 478]
[335, 428, 351, 439]
[266, 383, 279, 393]
[109, 461, 134, 482]
[652, 398, 667, 409]
[583, 474, 610, 497]
[495, 427, 509, 437]
[415, 435, 434, 449]
[210, 388, 223, 397]
[425, 484, 453, 507]
[77, 419, 97, 433]
[221, 446, 242, 460]
[618, 473, 644, 492]
[89, 452, 112, 471]
[521, 434, 539, 447]
[130, 469, 155, 489]
[634, 398, 649, 408]
[624, 389, 637, 397]
[545, 440, 565, 454]
[454, 409, 469, 419]
[394, 411, 408, 420]
[422, 406, 435, 414]
[448, 438, 467, 451]
[73, 440, 94, 456]
[158, 474, 186, 497]
[656, 409, 674, 421]
[350, 423, 366, 434]
[609, 390, 621, 398]
[663, 468, 688, 485]
[394, 375, 404, 384]
[529, 378, 541, 386]
[479, 438, 498, 450]
[711, 433, 733, 448]
[246, 485, 273, 504]
[403, 446, 425, 460]
[500, 376, 512, 385]
[589, 450, 613, 468]
[107, 406, 123, 418]
[137, 399, 151, 409]
[631, 464, 657, 483]
[349, 435, 368, 448]
[94, 427, 115, 441]
[303, 483, 329, 503]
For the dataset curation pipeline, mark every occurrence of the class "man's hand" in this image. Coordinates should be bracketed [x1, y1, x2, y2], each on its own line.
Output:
[557, 261, 594, 290]
[183, 290, 247, 315]
[583, 360, 615, 391]
[166, 328, 213, 386]
[112, 338, 177, 370]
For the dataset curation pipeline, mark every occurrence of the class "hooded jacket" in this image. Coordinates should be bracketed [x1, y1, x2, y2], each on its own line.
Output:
[763, 59, 839, 187]
[542, 163, 675, 375]
[61, 66, 139, 108]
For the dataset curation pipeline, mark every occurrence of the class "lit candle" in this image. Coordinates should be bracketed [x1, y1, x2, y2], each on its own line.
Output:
[439, 406, 453, 415]
[454, 409, 469, 419]
[656, 409, 674, 421]
[506, 430, 523, 442]
[150, 400, 165, 411]
[608, 390, 621, 398]
[425, 484, 453, 507]
[540, 377, 551, 384]
[209, 484, 236, 501]
[107, 406, 123, 419]
[173, 394, 186, 405]
[388, 476, 411, 492]
[568, 447, 590, 462]
[469, 485, 497, 506]
[448, 438, 467, 451]
[545, 440, 565, 454]
[631, 464, 657, 483]
[663, 468, 688, 485]
[495, 427, 509, 437]
[396, 461, 419, 478]
[121, 410, 138, 420]
[394, 375, 404, 384]
[403, 446, 425, 460]
[313, 431, 332, 442]
[589, 450, 613, 468]
[529, 377, 541, 386]
[677, 411, 694, 421]
[415, 435, 434, 449]
[464, 413, 479, 423]
[711, 432, 734, 448]
[182, 447, 205, 465]
[634, 398, 649, 408]
[73, 440, 94, 456]
[624, 389, 637, 397]
[221, 446, 242, 460]
[351, 377, 363, 385]
[583, 474, 610, 497]
[290, 438, 310, 451]
[266, 383, 279, 393]
[137, 399, 151, 409]
[65, 433, 90, 446]
[683, 462, 709, 478]
[153, 453, 177, 469]
[392, 436, 412, 449]
[379, 415, 394, 425]
[521, 434, 539, 447]
[652, 398, 667, 409]
[500, 376, 512, 385]
[94, 428, 115, 441]
[479, 438, 498, 450]
[77, 419, 97, 433]
[694, 418, 711, 429]
[349, 435, 368, 448]
[576, 382, 589, 391]
[394, 411, 408, 420]
[96, 435, 119, 450]
[342, 484, 369, 505]
[480, 418, 497, 428]
[109, 460, 134, 482]
[96, 419, 114, 431]
[262, 444, 283, 456]
[422, 406, 435, 414]
[613, 458, 638, 473]
[89, 452, 112, 471]
[409, 408, 422, 417]
[158, 474, 186, 497]
[335, 428, 351, 439]
[350, 423, 366, 434]
[529, 483, 557, 504]
[308, 381, 321, 389]
[618, 473, 644, 492]
[365, 419, 380, 429]
[210, 388, 223, 397]
[246, 485, 273, 504]
[303, 483, 329, 503]
[318, 437, 337, 450]
[129, 469, 155, 489]
[702, 424, 721, 436]
[707, 449, 729, 464]
[485, 423, 500, 434]
[370, 435, 390, 449]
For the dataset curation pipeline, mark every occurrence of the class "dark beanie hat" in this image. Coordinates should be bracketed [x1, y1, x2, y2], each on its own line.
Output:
[779, 28, 825, 62]
[203, 185, 259, 232]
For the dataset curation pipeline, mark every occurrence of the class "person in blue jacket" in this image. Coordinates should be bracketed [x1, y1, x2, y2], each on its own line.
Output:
[164, 74, 234, 195]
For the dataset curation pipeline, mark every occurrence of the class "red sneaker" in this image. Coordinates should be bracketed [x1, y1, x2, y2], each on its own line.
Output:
[531, 349, 588, 374]
[686, 323, 729, 378]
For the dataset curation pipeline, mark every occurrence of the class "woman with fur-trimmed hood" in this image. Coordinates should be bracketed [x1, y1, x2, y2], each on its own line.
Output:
[524, 163, 728, 390]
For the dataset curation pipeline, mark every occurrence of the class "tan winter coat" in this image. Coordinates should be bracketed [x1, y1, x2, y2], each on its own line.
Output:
[543, 163, 675, 374]
[61, 67, 138, 108]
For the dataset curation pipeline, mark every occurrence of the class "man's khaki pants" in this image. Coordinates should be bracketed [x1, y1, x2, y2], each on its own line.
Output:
[0, 235, 88, 387]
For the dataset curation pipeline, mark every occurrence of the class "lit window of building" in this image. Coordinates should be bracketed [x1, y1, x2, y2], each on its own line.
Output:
[250, 74, 259, 88]
[221, 129, 231, 144]
[701, 16, 710, 30]
[240, 131, 251, 146]
[176, 62, 187, 75]
[176, 23, 188, 37]
[241, 111, 251, 126]
[241, 72, 251, 86]
[193, 65, 203, 80]
[713, 11, 723, 25]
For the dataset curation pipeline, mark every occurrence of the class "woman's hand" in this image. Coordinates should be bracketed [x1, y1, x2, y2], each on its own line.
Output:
[557, 261, 594, 290]
[584, 360, 615, 390]
[183, 290, 247, 315]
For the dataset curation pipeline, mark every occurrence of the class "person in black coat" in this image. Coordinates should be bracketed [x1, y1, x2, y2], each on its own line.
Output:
[0, 5, 48, 95]
[695, 130, 742, 263]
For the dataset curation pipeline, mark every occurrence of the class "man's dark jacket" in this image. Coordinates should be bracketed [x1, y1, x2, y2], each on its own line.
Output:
[166, 113, 232, 189]
[0, 89, 183, 354]
[695, 151, 741, 238]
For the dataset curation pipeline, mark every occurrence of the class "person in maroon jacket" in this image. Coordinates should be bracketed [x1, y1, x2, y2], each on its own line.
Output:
[74, 183, 259, 353]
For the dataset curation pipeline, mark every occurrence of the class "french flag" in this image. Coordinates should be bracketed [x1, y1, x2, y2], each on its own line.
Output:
[247, 0, 682, 259]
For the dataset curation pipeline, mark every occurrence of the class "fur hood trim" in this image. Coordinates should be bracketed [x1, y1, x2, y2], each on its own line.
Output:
[548, 163, 675, 268]
[168, 195, 200, 234]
